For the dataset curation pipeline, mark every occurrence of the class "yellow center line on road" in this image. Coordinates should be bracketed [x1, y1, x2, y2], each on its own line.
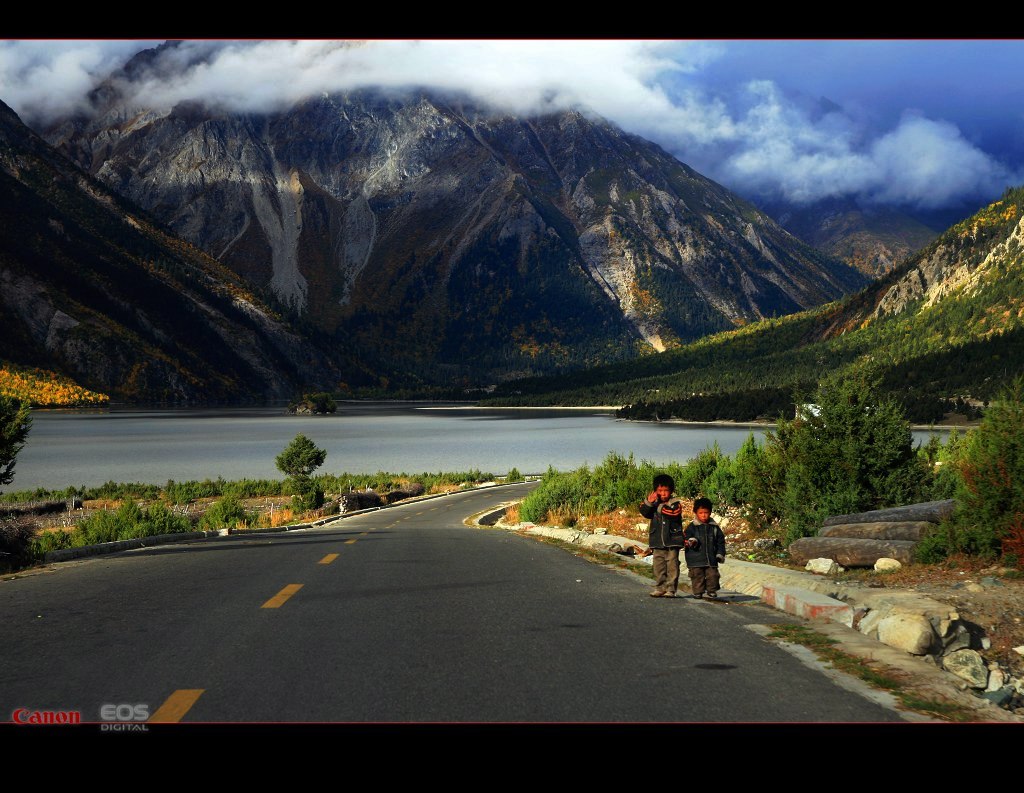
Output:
[261, 584, 303, 608]
[319, 554, 339, 565]
[345, 539, 358, 545]
[360, 531, 369, 536]
[149, 689, 204, 723]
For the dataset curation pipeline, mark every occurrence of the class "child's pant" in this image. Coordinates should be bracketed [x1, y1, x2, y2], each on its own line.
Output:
[652, 548, 681, 593]
[688, 565, 720, 595]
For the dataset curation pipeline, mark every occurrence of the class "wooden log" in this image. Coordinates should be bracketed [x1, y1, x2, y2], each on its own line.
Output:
[818, 521, 934, 541]
[821, 499, 954, 527]
[788, 537, 918, 567]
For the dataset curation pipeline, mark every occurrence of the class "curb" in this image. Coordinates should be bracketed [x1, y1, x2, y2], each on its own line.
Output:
[45, 530, 222, 562]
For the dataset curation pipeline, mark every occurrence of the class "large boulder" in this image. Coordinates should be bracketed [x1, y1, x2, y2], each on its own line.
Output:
[876, 613, 936, 655]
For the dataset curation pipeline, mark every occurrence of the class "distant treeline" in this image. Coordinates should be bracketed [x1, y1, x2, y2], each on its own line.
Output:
[617, 386, 806, 423]
[617, 387, 984, 425]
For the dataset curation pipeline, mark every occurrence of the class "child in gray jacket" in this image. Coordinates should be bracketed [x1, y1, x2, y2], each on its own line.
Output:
[683, 497, 727, 599]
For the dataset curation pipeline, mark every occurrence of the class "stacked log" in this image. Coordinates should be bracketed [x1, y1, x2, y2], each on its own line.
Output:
[789, 500, 954, 568]
[821, 500, 955, 526]
[818, 521, 933, 541]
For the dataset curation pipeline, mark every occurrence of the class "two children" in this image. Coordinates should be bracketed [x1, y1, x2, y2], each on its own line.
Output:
[640, 475, 726, 599]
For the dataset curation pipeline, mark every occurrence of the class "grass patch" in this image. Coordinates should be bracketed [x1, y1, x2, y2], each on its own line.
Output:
[767, 623, 977, 722]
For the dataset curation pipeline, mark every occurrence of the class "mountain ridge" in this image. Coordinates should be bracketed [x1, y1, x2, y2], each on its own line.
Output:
[38, 43, 868, 385]
[0, 98, 368, 404]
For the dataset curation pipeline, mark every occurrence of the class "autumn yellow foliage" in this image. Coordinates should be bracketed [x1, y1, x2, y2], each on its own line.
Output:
[0, 363, 109, 407]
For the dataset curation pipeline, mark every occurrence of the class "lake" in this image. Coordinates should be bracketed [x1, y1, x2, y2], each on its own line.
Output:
[8, 402, 954, 492]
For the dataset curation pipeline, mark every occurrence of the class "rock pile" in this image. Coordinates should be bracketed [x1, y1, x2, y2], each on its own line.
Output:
[788, 499, 1023, 713]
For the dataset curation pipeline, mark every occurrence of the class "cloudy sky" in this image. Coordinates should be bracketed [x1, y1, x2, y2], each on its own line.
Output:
[2, 39, 1023, 218]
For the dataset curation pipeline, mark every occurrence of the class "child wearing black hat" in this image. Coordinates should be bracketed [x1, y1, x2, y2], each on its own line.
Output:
[683, 497, 727, 599]
[639, 473, 686, 597]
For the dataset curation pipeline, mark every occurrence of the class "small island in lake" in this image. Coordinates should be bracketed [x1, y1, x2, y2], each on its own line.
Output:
[286, 392, 337, 415]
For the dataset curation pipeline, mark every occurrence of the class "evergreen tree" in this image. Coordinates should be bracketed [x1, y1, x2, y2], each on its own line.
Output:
[750, 368, 929, 543]
[0, 395, 32, 492]
[928, 377, 1024, 564]
[275, 434, 327, 511]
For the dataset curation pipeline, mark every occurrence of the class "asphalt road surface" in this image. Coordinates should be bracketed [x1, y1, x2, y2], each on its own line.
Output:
[1, 482, 907, 725]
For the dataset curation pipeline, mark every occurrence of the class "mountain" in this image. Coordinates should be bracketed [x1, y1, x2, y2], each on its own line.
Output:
[760, 196, 940, 278]
[39, 42, 868, 385]
[0, 99, 364, 404]
[484, 186, 1024, 422]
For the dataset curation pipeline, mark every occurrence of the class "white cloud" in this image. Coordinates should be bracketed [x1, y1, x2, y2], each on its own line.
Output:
[0, 41, 157, 120]
[867, 115, 1019, 208]
[0, 39, 1020, 211]
[706, 81, 1022, 209]
[98, 40, 715, 117]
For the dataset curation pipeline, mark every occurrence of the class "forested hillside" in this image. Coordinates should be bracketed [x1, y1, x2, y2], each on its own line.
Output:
[485, 187, 1024, 423]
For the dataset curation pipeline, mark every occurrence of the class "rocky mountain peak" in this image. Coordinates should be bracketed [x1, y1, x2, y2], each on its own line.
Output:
[37, 65, 868, 385]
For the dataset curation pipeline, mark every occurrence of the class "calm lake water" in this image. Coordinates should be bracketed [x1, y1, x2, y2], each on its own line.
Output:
[9, 402, 952, 492]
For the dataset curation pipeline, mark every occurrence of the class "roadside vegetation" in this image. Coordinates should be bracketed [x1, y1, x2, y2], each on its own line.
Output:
[0, 422, 509, 569]
[518, 371, 1024, 569]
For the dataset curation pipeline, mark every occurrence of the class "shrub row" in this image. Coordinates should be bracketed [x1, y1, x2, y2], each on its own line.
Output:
[3, 470, 500, 506]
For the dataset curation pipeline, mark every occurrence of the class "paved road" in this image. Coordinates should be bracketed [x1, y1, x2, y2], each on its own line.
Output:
[1, 483, 906, 723]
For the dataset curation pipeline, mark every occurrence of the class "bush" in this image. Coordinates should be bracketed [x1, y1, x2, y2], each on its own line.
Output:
[164, 478, 225, 503]
[86, 481, 162, 502]
[222, 478, 285, 499]
[0, 516, 34, 570]
[505, 467, 523, 483]
[199, 495, 256, 531]
[673, 444, 723, 498]
[519, 464, 591, 525]
[923, 378, 1024, 564]
[290, 479, 325, 512]
[517, 449, 733, 526]
[702, 463, 739, 508]
[75, 502, 192, 545]
[28, 528, 74, 560]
